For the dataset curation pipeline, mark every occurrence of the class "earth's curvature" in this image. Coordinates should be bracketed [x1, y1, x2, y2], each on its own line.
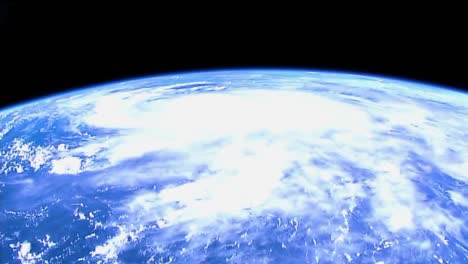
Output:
[0, 70, 467, 263]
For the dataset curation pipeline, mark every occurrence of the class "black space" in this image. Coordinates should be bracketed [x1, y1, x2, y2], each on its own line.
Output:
[1, 3, 467, 110]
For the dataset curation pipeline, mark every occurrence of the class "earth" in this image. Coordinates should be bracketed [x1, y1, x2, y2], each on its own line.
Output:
[0, 70, 467, 263]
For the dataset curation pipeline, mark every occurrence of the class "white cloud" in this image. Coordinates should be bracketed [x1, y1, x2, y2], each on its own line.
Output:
[71, 80, 467, 262]
[448, 191, 468, 207]
[49, 156, 82, 174]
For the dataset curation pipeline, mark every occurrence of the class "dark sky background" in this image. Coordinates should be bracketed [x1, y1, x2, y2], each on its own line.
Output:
[1, 3, 467, 110]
